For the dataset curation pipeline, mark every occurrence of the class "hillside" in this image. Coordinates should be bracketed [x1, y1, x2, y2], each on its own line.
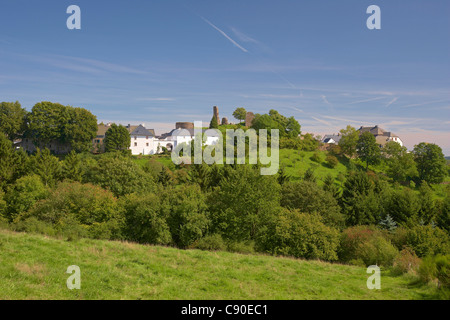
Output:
[0, 229, 439, 300]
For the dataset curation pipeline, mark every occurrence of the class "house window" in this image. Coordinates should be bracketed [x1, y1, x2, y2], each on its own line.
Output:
[146, 136, 149, 139]
[134, 136, 137, 140]
[134, 142, 137, 147]
[146, 143, 149, 147]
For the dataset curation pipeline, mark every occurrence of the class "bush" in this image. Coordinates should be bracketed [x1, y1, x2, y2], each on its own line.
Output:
[418, 255, 450, 299]
[281, 181, 345, 228]
[18, 181, 122, 240]
[339, 226, 398, 266]
[326, 154, 339, 168]
[256, 210, 340, 261]
[393, 247, 421, 275]
[167, 185, 211, 248]
[120, 192, 171, 245]
[405, 225, 450, 257]
[190, 234, 226, 251]
[310, 152, 322, 163]
[226, 240, 255, 254]
[356, 236, 399, 267]
[11, 217, 56, 237]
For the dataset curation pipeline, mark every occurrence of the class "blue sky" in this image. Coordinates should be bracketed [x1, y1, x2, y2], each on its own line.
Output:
[0, 0, 449, 154]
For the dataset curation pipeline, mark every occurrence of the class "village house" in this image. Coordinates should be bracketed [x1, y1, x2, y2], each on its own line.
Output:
[357, 125, 403, 147]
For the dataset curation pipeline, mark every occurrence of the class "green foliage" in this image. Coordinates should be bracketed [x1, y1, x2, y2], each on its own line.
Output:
[0, 133, 16, 190]
[19, 181, 121, 240]
[418, 255, 450, 298]
[84, 155, 155, 197]
[62, 150, 82, 182]
[326, 154, 339, 168]
[356, 236, 399, 267]
[256, 209, 340, 261]
[310, 152, 322, 163]
[167, 185, 210, 248]
[120, 192, 171, 245]
[357, 132, 381, 169]
[0, 101, 27, 140]
[103, 124, 131, 152]
[385, 188, 420, 226]
[340, 171, 382, 226]
[300, 133, 319, 151]
[209, 115, 218, 129]
[413, 142, 447, 184]
[26, 101, 97, 153]
[232, 107, 247, 123]
[339, 226, 398, 266]
[29, 148, 61, 187]
[405, 225, 450, 257]
[393, 247, 421, 275]
[190, 234, 226, 251]
[383, 141, 418, 184]
[338, 126, 359, 157]
[4, 175, 49, 221]
[209, 165, 281, 241]
[251, 110, 300, 138]
[281, 180, 344, 228]
[302, 168, 317, 183]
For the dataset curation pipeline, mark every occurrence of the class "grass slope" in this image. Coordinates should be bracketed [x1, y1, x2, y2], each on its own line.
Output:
[0, 229, 438, 300]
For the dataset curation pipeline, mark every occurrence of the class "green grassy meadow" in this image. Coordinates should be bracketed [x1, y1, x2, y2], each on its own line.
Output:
[0, 229, 439, 300]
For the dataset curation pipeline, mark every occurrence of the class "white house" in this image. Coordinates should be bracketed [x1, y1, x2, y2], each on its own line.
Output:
[128, 125, 220, 155]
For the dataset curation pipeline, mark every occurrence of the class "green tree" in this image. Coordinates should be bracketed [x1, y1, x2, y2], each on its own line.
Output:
[413, 142, 447, 184]
[383, 141, 418, 184]
[232, 107, 247, 124]
[120, 192, 172, 245]
[4, 175, 49, 221]
[281, 180, 345, 228]
[62, 150, 82, 182]
[29, 148, 61, 187]
[84, 155, 155, 197]
[209, 115, 219, 129]
[340, 171, 381, 226]
[357, 131, 381, 169]
[103, 124, 130, 152]
[338, 125, 359, 157]
[64, 107, 98, 152]
[256, 209, 340, 261]
[0, 101, 27, 140]
[0, 133, 16, 190]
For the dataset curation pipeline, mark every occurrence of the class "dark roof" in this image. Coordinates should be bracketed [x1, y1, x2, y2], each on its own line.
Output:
[130, 124, 154, 137]
[322, 134, 341, 143]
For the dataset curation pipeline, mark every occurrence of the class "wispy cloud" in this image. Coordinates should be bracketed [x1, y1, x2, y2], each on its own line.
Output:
[200, 17, 248, 53]
[386, 97, 398, 107]
[230, 27, 260, 44]
[321, 95, 331, 105]
[400, 99, 449, 108]
[348, 96, 385, 105]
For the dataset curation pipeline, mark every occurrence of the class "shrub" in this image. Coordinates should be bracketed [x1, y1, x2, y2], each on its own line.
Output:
[226, 240, 255, 254]
[167, 185, 211, 248]
[256, 210, 340, 261]
[190, 234, 226, 251]
[281, 181, 345, 228]
[405, 225, 450, 257]
[120, 192, 171, 245]
[418, 255, 450, 298]
[4, 175, 49, 221]
[339, 226, 397, 267]
[310, 152, 322, 163]
[18, 181, 122, 240]
[11, 217, 56, 237]
[393, 247, 421, 275]
[326, 154, 339, 168]
[356, 236, 398, 267]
